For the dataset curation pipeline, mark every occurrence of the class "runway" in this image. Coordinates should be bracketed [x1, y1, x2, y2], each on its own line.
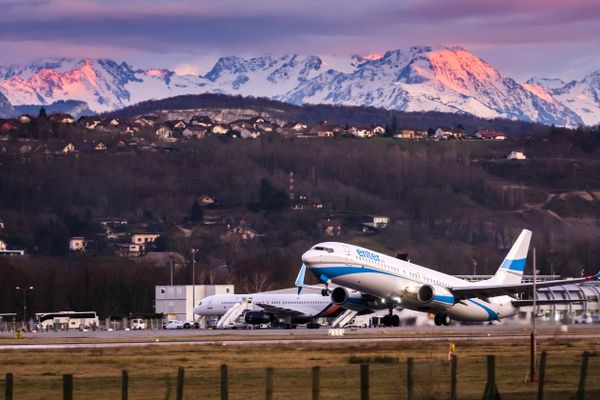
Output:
[2, 324, 600, 350]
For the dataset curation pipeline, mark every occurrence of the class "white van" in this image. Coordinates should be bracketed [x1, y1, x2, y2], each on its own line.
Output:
[131, 318, 147, 330]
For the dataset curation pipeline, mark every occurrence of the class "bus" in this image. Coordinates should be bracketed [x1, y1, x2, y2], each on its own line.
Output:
[35, 311, 99, 330]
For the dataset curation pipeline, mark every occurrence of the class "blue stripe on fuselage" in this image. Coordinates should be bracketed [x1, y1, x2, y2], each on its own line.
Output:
[310, 265, 397, 281]
[433, 295, 454, 305]
[500, 258, 526, 272]
[467, 299, 498, 321]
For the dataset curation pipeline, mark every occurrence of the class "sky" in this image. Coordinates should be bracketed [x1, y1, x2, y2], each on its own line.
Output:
[1, 0, 599, 81]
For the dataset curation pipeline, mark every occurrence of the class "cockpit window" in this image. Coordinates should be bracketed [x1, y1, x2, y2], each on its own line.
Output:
[313, 246, 334, 253]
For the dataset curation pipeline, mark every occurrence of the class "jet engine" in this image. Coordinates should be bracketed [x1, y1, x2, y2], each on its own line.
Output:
[244, 311, 273, 325]
[330, 287, 383, 311]
[416, 284, 455, 309]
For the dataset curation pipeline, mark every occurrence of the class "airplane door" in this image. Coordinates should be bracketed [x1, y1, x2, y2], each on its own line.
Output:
[342, 245, 353, 263]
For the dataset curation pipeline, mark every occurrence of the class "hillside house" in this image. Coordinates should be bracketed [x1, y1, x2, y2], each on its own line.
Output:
[196, 194, 216, 206]
[350, 127, 374, 138]
[286, 122, 307, 132]
[115, 243, 142, 257]
[133, 116, 158, 127]
[475, 129, 506, 140]
[109, 118, 120, 126]
[172, 120, 187, 130]
[190, 116, 213, 128]
[80, 117, 102, 130]
[0, 240, 25, 256]
[69, 237, 87, 252]
[309, 122, 335, 137]
[212, 124, 229, 135]
[507, 151, 527, 160]
[222, 225, 259, 241]
[0, 219, 5, 230]
[18, 115, 33, 124]
[372, 125, 386, 135]
[394, 129, 417, 139]
[182, 127, 207, 139]
[240, 128, 261, 139]
[0, 121, 16, 133]
[320, 219, 342, 237]
[155, 125, 174, 140]
[49, 113, 74, 124]
[131, 233, 160, 245]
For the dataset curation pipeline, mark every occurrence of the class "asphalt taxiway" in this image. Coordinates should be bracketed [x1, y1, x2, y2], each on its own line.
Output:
[1, 323, 599, 350]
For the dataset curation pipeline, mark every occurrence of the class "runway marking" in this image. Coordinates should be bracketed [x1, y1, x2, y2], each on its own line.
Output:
[2, 333, 600, 351]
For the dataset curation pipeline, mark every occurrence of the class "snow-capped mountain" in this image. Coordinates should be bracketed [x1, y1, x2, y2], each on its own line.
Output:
[527, 72, 600, 126]
[0, 47, 596, 126]
[0, 91, 14, 117]
[0, 58, 208, 113]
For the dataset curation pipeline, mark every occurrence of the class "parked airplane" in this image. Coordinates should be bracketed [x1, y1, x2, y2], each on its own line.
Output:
[194, 292, 374, 328]
[297, 229, 599, 326]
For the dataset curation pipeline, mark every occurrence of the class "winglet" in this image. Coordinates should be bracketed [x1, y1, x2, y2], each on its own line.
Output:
[595, 271, 600, 280]
[295, 264, 307, 295]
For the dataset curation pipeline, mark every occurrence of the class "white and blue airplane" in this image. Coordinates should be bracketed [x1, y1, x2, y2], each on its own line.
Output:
[296, 229, 599, 326]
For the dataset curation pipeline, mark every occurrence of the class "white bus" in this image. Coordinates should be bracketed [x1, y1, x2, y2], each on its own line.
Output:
[36, 311, 99, 330]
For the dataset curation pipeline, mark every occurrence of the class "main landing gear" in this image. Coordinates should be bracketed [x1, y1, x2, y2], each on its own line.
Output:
[434, 313, 451, 326]
[382, 309, 400, 327]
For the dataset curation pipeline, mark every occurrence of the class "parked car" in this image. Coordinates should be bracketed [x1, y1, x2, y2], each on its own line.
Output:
[131, 318, 147, 330]
[573, 312, 593, 324]
[163, 320, 193, 329]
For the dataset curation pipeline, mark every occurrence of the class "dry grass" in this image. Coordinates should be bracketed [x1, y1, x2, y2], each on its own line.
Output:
[1, 338, 599, 399]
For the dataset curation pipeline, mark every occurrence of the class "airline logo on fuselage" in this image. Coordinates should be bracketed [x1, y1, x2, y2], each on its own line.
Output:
[357, 248, 380, 261]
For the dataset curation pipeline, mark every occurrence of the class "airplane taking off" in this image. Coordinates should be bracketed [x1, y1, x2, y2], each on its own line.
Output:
[297, 229, 600, 326]
[194, 292, 356, 328]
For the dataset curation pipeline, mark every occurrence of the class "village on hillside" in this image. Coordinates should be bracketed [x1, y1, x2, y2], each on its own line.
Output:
[0, 109, 510, 159]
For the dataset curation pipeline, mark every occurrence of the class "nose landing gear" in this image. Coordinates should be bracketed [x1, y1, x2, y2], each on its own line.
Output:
[434, 313, 451, 326]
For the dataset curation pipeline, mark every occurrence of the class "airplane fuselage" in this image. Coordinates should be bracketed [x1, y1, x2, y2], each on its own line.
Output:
[302, 242, 520, 322]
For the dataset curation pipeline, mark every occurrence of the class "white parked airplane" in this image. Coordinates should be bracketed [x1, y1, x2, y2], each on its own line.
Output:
[297, 229, 599, 326]
[194, 292, 355, 328]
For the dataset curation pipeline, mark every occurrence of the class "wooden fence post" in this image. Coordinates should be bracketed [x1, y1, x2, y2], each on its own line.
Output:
[576, 351, 590, 400]
[265, 367, 274, 400]
[537, 352, 546, 400]
[360, 364, 369, 400]
[482, 355, 501, 400]
[176, 367, 184, 400]
[220, 364, 228, 400]
[121, 370, 128, 400]
[450, 355, 457, 400]
[5, 373, 13, 400]
[312, 366, 320, 400]
[63, 374, 73, 400]
[407, 358, 414, 400]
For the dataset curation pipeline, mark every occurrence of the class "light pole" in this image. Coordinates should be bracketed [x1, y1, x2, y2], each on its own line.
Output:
[191, 248, 198, 322]
[169, 254, 174, 286]
[15, 285, 34, 323]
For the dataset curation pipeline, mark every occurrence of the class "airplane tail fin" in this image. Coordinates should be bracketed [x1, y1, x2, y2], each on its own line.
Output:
[488, 229, 532, 285]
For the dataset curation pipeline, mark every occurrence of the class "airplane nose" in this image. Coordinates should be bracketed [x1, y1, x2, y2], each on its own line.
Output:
[301, 250, 314, 265]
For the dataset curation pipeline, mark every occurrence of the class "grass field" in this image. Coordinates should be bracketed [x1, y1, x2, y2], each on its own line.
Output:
[1, 336, 600, 400]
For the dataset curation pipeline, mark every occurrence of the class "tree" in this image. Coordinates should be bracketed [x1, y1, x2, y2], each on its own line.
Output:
[258, 178, 288, 212]
[190, 200, 204, 222]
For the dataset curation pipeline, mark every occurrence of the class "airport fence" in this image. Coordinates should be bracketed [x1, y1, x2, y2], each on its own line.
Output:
[2, 352, 599, 399]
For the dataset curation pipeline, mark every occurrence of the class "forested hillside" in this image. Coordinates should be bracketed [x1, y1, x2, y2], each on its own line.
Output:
[1, 129, 600, 317]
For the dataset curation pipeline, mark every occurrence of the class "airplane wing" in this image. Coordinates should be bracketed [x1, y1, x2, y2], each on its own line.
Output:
[450, 273, 599, 301]
[255, 303, 305, 317]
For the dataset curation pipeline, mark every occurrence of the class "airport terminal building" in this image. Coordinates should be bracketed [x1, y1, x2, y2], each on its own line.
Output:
[459, 275, 600, 324]
[155, 284, 234, 321]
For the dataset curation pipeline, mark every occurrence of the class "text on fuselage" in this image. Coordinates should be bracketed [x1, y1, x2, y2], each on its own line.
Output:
[357, 249, 380, 261]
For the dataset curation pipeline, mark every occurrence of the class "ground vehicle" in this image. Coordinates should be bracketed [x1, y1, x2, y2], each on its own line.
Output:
[36, 311, 99, 330]
[573, 312, 593, 324]
[163, 320, 192, 329]
[131, 318, 147, 330]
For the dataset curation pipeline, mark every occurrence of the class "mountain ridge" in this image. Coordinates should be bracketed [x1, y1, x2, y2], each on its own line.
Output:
[0, 47, 598, 126]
